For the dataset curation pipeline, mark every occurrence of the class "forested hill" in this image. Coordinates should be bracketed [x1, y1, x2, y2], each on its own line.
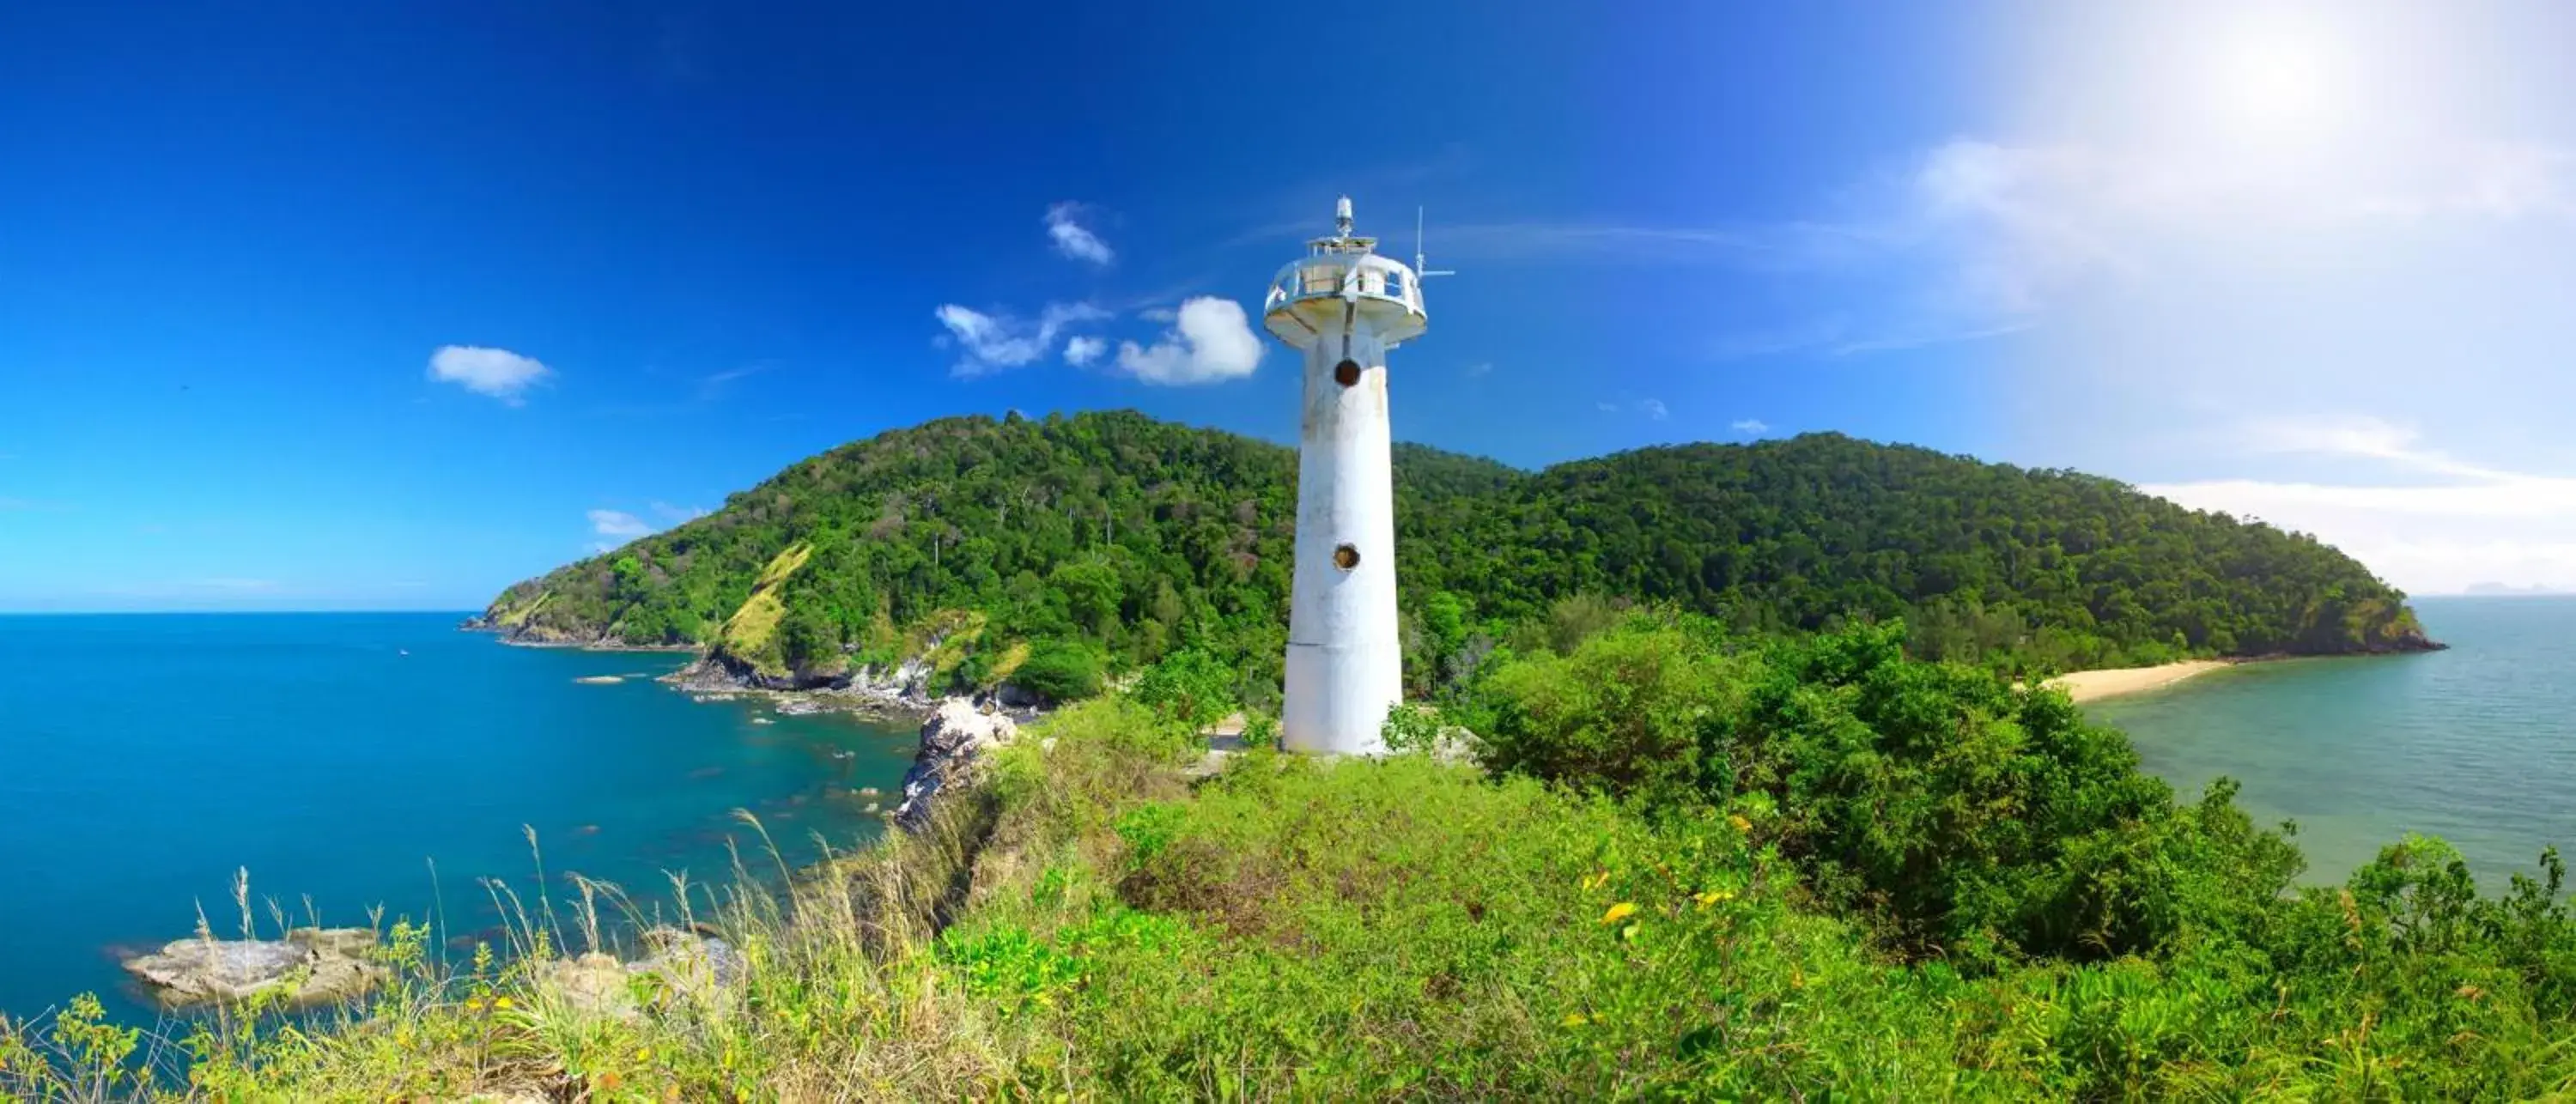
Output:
[474, 409, 2433, 692]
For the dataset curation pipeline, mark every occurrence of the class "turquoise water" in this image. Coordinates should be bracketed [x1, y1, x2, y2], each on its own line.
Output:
[2093, 596, 2576, 888]
[0, 613, 917, 1021]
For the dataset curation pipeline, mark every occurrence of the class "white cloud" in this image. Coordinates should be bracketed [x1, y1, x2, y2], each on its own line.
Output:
[1596, 397, 1668, 420]
[1045, 203, 1114, 265]
[589, 509, 653, 538]
[192, 578, 277, 591]
[1463, 361, 1493, 377]
[1137, 306, 1178, 323]
[587, 503, 707, 550]
[2142, 415, 2576, 594]
[1732, 418, 1769, 435]
[1113, 297, 1264, 385]
[428, 345, 551, 403]
[934, 301, 1110, 377]
[1063, 335, 1106, 367]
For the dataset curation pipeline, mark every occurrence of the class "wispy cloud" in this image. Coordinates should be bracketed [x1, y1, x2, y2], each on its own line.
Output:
[1045, 203, 1115, 265]
[1598, 397, 1669, 420]
[1063, 335, 1106, 367]
[1732, 419, 1770, 435]
[428, 345, 551, 404]
[2144, 416, 2576, 594]
[696, 363, 771, 401]
[586, 503, 707, 550]
[1828, 321, 2039, 357]
[589, 509, 653, 538]
[934, 301, 1111, 377]
[1463, 361, 1493, 378]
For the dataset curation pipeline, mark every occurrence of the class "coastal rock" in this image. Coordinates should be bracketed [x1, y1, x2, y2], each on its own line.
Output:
[121, 927, 386, 1008]
[533, 929, 745, 1018]
[893, 697, 1018, 832]
[535, 952, 635, 1017]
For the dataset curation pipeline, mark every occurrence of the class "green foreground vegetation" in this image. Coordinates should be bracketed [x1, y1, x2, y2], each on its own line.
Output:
[7, 611, 2571, 1101]
[483, 411, 2429, 694]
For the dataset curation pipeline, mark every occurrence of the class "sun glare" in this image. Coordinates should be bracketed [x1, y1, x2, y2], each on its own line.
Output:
[2202, 25, 2347, 141]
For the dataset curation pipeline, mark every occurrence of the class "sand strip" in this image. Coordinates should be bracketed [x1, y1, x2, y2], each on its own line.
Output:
[2047, 659, 2231, 704]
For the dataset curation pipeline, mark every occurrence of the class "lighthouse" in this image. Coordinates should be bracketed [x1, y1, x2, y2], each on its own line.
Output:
[1262, 197, 1430, 755]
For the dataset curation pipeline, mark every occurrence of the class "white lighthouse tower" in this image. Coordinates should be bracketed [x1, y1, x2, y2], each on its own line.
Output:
[1262, 197, 1430, 755]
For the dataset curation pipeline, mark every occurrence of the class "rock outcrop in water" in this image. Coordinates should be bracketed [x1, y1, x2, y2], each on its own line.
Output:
[121, 927, 386, 1008]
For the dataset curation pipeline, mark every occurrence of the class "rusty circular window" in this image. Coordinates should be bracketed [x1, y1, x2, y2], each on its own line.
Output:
[1333, 359, 1362, 387]
[1332, 543, 1360, 570]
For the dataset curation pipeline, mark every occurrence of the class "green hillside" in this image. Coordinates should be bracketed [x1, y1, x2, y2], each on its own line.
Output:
[476, 409, 2431, 688]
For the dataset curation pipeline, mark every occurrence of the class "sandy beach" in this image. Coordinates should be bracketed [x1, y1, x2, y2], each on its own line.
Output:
[2048, 659, 2232, 703]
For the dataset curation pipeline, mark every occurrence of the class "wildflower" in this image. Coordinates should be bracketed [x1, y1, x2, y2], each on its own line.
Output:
[598, 1071, 623, 1091]
[494, 996, 514, 1010]
[1562, 1013, 1589, 1027]
[637, 1046, 653, 1063]
[1728, 814, 1752, 833]
[1695, 889, 1735, 910]
[1601, 901, 1638, 925]
[465, 998, 484, 1012]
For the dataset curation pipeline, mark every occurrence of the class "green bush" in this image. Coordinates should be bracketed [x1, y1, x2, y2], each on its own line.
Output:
[1011, 639, 1103, 701]
[1127, 647, 1234, 731]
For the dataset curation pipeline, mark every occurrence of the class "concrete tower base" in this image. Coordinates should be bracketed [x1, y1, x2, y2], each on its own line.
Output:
[1281, 324, 1402, 755]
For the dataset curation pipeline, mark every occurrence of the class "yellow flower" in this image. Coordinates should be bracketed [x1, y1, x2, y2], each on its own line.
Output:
[1728, 814, 1752, 833]
[1561, 1013, 1589, 1027]
[637, 1046, 653, 1063]
[1601, 901, 1638, 925]
[1694, 889, 1735, 910]
[465, 998, 483, 1012]
[494, 996, 515, 1010]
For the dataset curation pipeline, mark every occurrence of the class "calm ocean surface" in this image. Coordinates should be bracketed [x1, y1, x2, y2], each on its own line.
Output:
[8, 600, 2568, 1020]
[0, 613, 915, 1022]
[2094, 596, 2576, 889]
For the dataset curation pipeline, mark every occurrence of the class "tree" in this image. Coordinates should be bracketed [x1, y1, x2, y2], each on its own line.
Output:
[1129, 648, 1234, 731]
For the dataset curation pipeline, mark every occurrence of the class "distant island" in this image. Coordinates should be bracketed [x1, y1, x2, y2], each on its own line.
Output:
[468, 409, 2439, 706]
[2464, 581, 2573, 596]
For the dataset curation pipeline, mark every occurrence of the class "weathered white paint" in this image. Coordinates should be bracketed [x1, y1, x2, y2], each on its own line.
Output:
[1261, 198, 1427, 755]
[1282, 325, 1401, 753]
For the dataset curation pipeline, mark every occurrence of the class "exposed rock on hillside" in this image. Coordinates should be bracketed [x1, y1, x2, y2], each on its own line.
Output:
[894, 698, 1019, 833]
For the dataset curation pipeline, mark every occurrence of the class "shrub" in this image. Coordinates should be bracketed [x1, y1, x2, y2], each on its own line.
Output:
[1127, 648, 1234, 731]
[1012, 639, 1103, 701]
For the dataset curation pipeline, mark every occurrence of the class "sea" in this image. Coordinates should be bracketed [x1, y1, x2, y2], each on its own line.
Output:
[4, 598, 2571, 1022]
[0, 612, 917, 1022]
[2093, 595, 2576, 889]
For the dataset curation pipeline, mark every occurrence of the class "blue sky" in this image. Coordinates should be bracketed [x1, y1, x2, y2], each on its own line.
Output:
[7, 1, 2576, 610]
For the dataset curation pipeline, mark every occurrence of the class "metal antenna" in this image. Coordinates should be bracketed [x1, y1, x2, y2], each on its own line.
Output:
[1414, 206, 1456, 279]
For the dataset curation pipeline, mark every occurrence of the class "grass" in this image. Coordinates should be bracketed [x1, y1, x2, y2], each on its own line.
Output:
[20, 655, 2576, 1098]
